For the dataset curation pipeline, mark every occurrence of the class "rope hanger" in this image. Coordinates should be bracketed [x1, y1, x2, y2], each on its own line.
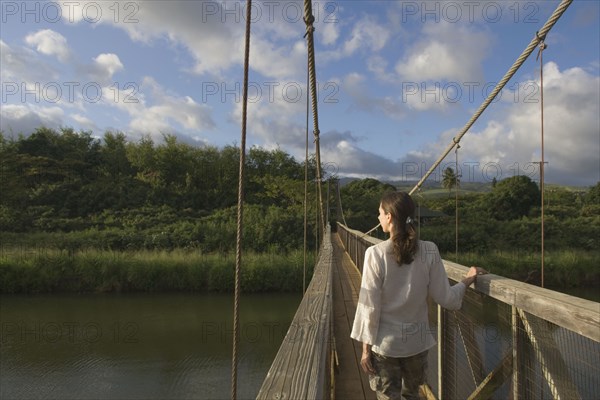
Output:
[231, 0, 252, 398]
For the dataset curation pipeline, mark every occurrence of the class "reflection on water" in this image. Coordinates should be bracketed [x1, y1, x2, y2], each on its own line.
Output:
[0, 293, 300, 400]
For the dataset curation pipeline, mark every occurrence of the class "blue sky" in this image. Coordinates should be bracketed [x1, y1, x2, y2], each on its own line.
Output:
[1, 0, 599, 186]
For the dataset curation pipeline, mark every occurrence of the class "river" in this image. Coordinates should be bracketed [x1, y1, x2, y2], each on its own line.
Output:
[2, 287, 597, 399]
[0, 293, 301, 400]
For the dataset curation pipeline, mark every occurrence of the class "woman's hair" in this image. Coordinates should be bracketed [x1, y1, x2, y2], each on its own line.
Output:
[380, 191, 418, 265]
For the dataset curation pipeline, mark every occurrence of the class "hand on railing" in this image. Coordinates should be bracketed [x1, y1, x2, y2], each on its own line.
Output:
[462, 266, 488, 286]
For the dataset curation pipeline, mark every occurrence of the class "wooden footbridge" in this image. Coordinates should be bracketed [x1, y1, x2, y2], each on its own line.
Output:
[225, 0, 599, 398]
[256, 224, 600, 400]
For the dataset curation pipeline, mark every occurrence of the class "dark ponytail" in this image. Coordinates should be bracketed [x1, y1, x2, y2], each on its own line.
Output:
[380, 191, 418, 265]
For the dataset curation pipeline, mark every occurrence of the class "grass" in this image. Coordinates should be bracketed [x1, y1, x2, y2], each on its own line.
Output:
[443, 249, 600, 289]
[0, 248, 315, 294]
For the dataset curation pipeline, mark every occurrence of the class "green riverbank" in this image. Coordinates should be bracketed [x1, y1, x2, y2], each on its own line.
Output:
[2, 246, 597, 295]
[0, 248, 314, 294]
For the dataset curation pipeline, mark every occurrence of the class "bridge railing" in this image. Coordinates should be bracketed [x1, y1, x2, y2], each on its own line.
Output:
[256, 226, 333, 400]
[337, 223, 600, 400]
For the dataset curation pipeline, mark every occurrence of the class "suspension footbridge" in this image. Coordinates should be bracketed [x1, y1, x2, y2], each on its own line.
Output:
[226, 0, 600, 398]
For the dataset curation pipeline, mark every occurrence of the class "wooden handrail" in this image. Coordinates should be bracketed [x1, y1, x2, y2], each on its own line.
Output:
[256, 227, 333, 399]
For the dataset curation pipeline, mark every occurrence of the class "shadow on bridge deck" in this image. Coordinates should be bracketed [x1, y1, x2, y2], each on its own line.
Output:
[331, 233, 377, 400]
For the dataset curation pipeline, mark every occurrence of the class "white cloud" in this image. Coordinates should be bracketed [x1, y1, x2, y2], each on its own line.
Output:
[342, 73, 407, 118]
[0, 40, 59, 83]
[229, 77, 306, 149]
[315, 62, 599, 186]
[71, 114, 97, 131]
[59, 1, 243, 76]
[0, 104, 65, 135]
[396, 62, 600, 185]
[105, 77, 215, 142]
[320, 20, 340, 46]
[56, 0, 313, 82]
[94, 53, 124, 78]
[320, 129, 398, 178]
[249, 38, 306, 81]
[79, 53, 124, 84]
[395, 22, 491, 82]
[343, 15, 390, 56]
[24, 29, 71, 63]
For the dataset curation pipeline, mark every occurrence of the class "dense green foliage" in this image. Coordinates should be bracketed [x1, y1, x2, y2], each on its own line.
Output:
[0, 128, 320, 253]
[2, 127, 598, 291]
[338, 178, 396, 232]
[0, 127, 324, 293]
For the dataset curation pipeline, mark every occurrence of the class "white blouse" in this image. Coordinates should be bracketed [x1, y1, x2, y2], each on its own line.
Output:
[350, 239, 467, 357]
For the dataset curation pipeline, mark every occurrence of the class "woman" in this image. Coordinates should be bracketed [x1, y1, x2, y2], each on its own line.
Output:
[350, 191, 486, 400]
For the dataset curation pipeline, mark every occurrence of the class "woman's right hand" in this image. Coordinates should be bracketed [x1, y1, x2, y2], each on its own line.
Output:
[361, 349, 376, 374]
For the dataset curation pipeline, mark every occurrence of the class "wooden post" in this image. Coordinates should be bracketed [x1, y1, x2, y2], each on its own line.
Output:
[438, 305, 444, 399]
[512, 306, 520, 400]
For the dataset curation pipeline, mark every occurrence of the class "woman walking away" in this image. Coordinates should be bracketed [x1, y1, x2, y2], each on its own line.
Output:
[351, 191, 487, 400]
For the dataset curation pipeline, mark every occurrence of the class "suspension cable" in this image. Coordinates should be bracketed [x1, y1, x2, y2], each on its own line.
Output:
[231, 0, 252, 398]
[303, 0, 326, 230]
[408, 0, 573, 196]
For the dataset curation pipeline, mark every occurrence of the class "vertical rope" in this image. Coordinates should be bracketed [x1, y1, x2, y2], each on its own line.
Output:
[231, 0, 252, 398]
[416, 188, 422, 242]
[303, 0, 326, 230]
[537, 34, 547, 288]
[455, 144, 461, 261]
[303, 59, 310, 294]
[336, 179, 348, 226]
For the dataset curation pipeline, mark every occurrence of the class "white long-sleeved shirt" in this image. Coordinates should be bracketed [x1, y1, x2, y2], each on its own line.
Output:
[350, 239, 467, 357]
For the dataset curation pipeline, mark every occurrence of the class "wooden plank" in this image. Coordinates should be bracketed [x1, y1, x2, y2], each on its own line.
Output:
[331, 233, 376, 400]
[257, 228, 333, 400]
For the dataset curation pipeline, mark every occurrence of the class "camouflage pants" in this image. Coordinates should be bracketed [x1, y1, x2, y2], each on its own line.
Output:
[368, 350, 428, 400]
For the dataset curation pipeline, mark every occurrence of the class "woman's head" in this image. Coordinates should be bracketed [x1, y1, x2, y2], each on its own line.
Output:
[380, 191, 416, 235]
[379, 191, 418, 265]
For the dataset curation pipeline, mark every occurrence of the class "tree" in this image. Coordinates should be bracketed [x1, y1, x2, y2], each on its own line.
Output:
[585, 182, 600, 205]
[486, 175, 540, 220]
[340, 178, 396, 232]
[442, 167, 460, 196]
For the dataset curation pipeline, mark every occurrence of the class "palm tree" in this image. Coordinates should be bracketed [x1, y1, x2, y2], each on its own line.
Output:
[442, 167, 460, 196]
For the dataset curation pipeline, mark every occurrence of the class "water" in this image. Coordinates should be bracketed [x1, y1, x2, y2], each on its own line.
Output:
[0, 293, 301, 400]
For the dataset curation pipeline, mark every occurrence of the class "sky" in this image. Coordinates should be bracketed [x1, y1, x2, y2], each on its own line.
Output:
[1, 0, 599, 186]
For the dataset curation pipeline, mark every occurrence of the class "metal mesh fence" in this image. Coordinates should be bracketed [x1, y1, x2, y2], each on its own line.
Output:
[431, 286, 600, 400]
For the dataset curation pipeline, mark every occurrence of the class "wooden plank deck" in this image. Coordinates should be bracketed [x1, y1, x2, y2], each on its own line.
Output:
[332, 232, 377, 400]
